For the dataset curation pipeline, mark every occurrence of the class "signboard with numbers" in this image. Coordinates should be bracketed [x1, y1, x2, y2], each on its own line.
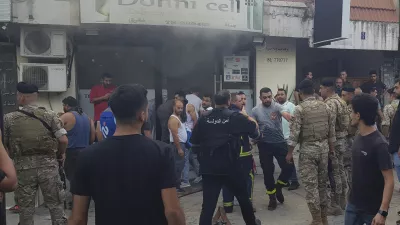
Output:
[223, 56, 249, 83]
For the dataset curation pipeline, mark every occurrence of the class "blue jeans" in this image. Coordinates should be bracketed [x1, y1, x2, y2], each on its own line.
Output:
[344, 203, 374, 225]
[392, 153, 400, 182]
[181, 145, 190, 183]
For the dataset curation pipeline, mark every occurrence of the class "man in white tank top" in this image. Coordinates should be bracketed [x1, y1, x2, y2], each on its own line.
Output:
[168, 100, 189, 191]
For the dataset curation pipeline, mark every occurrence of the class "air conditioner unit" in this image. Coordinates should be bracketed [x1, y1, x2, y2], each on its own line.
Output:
[20, 27, 67, 58]
[19, 63, 67, 92]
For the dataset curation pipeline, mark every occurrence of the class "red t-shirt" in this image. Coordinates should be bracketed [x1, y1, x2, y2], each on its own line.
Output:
[90, 84, 116, 121]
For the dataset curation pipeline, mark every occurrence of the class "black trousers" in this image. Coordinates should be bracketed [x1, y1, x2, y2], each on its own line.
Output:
[257, 142, 293, 194]
[199, 173, 257, 225]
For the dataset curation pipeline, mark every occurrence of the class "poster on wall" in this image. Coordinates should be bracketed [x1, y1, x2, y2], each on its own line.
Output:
[12, 0, 79, 25]
[80, 0, 263, 32]
[224, 56, 249, 82]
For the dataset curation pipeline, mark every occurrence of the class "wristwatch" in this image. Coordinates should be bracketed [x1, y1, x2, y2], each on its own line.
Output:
[378, 210, 388, 217]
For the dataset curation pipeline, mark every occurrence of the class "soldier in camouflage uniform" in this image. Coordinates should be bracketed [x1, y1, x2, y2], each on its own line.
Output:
[382, 87, 399, 138]
[320, 79, 348, 214]
[287, 79, 335, 225]
[3, 82, 68, 225]
[341, 87, 356, 199]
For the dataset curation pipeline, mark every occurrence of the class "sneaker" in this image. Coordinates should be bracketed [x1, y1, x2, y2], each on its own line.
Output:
[180, 182, 191, 188]
[288, 181, 300, 191]
[9, 205, 20, 213]
[193, 176, 202, 184]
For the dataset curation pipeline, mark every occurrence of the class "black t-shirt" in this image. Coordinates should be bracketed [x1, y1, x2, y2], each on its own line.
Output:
[71, 135, 176, 225]
[349, 130, 393, 214]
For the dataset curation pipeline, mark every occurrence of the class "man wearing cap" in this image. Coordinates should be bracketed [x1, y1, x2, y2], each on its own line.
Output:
[320, 78, 349, 215]
[3, 82, 68, 225]
[286, 79, 335, 225]
[341, 86, 356, 197]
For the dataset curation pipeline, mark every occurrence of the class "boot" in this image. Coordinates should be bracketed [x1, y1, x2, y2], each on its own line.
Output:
[308, 203, 323, 225]
[288, 181, 300, 190]
[327, 193, 343, 216]
[268, 194, 277, 211]
[321, 205, 329, 225]
[275, 183, 285, 203]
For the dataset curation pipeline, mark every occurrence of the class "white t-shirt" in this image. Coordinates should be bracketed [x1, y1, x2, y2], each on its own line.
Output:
[186, 94, 202, 114]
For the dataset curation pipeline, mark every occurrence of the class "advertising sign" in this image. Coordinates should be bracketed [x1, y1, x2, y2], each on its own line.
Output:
[0, 0, 11, 22]
[81, 0, 263, 32]
[224, 56, 249, 82]
[12, 0, 79, 25]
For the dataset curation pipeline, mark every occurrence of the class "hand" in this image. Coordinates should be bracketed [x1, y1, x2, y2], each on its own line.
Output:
[178, 149, 184, 158]
[103, 93, 111, 100]
[57, 153, 65, 166]
[371, 213, 386, 225]
[286, 152, 293, 164]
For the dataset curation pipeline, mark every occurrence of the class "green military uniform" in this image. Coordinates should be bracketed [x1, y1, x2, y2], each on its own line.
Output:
[4, 83, 67, 225]
[382, 99, 399, 137]
[343, 104, 356, 198]
[324, 94, 349, 212]
[288, 96, 335, 225]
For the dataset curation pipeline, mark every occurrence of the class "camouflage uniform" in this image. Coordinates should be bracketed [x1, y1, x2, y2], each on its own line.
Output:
[324, 94, 348, 210]
[344, 104, 356, 198]
[288, 96, 335, 224]
[4, 105, 67, 225]
[382, 99, 399, 138]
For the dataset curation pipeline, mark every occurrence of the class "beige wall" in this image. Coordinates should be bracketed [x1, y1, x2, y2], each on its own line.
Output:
[255, 37, 296, 104]
[16, 47, 77, 115]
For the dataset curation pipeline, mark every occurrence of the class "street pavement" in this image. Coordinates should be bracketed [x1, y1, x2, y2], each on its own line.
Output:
[5, 152, 400, 225]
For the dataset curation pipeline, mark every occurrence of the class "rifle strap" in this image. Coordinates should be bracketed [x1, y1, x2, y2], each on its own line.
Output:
[17, 110, 55, 138]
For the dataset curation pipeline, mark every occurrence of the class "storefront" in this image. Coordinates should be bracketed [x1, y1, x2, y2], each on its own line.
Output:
[76, 0, 264, 138]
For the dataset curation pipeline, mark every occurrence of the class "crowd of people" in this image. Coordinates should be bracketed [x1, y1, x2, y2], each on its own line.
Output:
[0, 69, 399, 225]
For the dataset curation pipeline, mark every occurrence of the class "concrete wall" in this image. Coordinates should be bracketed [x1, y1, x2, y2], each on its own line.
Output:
[255, 37, 296, 104]
[16, 47, 77, 114]
[263, 1, 313, 38]
[321, 21, 399, 51]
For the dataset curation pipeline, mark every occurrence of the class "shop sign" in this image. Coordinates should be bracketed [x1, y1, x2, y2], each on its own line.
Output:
[80, 0, 263, 32]
[0, 0, 11, 22]
[224, 56, 249, 82]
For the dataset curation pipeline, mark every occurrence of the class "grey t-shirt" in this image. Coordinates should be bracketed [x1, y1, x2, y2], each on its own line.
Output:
[251, 102, 288, 143]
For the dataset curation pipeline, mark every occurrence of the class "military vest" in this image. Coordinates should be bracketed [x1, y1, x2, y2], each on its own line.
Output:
[299, 100, 330, 142]
[346, 104, 357, 137]
[327, 96, 349, 138]
[11, 108, 58, 157]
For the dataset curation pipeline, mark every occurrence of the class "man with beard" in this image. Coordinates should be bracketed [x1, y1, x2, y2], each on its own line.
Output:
[90, 73, 116, 125]
[60, 96, 95, 208]
[382, 87, 399, 139]
[388, 80, 400, 185]
[238, 91, 248, 114]
[361, 70, 387, 107]
[336, 78, 344, 95]
[251, 87, 292, 211]
[320, 79, 349, 214]
[341, 87, 356, 197]
[276, 88, 299, 190]
[4, 82, 68, 225]
[168, 99, 188, 192]
[191, 90, 261, 225]
[222, 93, 256, 213]
[157, 91, 186, 143]
[202, 94, 213, 112]
[286, 79, 335, 225]
[340, 70, 352, 88]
